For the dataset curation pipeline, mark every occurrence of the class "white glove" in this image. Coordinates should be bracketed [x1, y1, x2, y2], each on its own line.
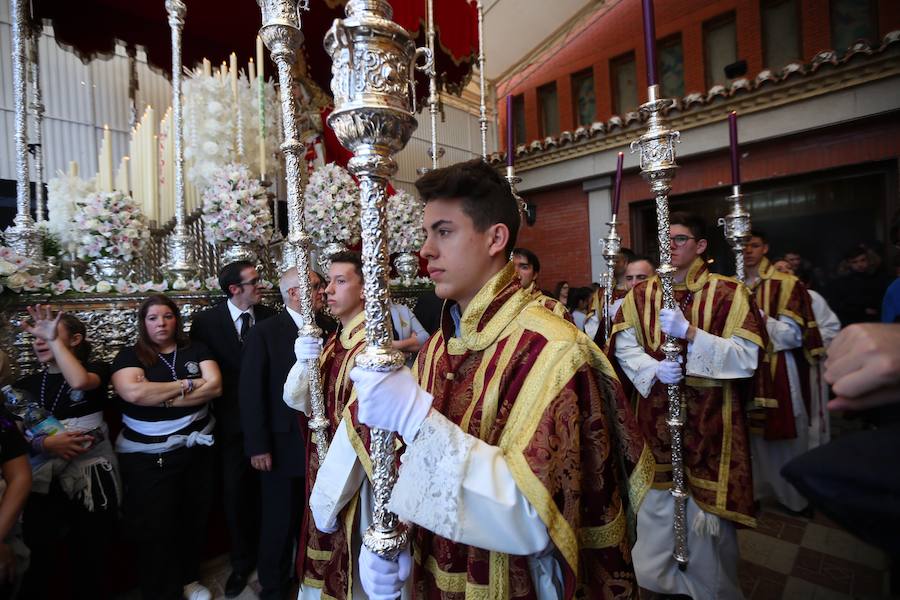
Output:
[358, 545, 412, 600]
[656, 359, 684, 385]
[659, 307, 691, 339]
[296, 335, 323, 361]
[282, 336, 322, 415]
[349, 366, 433, 442]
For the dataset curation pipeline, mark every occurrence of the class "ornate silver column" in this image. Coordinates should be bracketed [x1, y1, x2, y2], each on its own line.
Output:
[476, 0, 489, 159]
[325, 0, 428, 559]
[4, 0, 43, 259]
[631, 83, 688, 570]
[258, 0, 329, 463]
[601, 216, 621, 338]
[425, 0, 439, 170]
[162, 0, 197, 279]
[28, 26, 46, 223]
[719, 185, 751, 281]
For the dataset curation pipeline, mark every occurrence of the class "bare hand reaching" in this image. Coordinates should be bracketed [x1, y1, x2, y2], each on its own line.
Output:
[21, 304, 62, 342]
[824, 323, 900, 411]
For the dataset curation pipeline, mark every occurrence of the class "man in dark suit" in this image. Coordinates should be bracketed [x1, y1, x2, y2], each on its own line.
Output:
[190, 260, 276, 597]
[239, 267, 319, 600]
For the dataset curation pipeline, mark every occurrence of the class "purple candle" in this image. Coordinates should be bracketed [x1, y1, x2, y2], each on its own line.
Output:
[642, 0, 659, 87]
[728, 111, 740, 186]
[506, 94, 515, 167]
[612, 152, 624, 217]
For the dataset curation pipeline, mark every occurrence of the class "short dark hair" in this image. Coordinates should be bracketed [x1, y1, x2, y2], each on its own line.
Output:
[620, 247, 637, 262]
[328, 250, 364, 281]
[669, 211, 707, 242]
[749, 230, 768, 243]
[218, 261, 256, 297]
[628, 254, 657, 269]
[415, 159, 521, 255]
[512, 248, 540, 273]
[567, 286, 593, 312]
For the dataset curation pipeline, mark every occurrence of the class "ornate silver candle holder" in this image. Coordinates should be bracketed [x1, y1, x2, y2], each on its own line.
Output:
[325, 0, 430, 559]
[631, 83, 689, 570]
[601, 216, 622, 338]
[718, 185, 752, 281]
[258, 0, 329, 463]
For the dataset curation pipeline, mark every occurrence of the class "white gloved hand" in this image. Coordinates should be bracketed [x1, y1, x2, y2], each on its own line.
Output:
[659, 307, 691, 339]
[656, 359, 684, 385]
[296, 335, 323, 361]
[349, 366, 433, 442]
[358, 545, 412, 600]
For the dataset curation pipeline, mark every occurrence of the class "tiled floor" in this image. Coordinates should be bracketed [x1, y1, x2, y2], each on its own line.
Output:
[115, 505, 891, 600]
[737, 503, 892, 599]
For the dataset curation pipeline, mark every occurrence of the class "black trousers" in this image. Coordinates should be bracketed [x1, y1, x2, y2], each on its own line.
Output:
[258, 469, 303, 600]
[19, 482, 116, 600]
[219, 430, 259, 575]
[118, 445, 214, 600]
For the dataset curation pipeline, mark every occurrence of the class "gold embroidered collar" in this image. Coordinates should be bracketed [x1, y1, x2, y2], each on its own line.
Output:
[675, 257, 710, 293]
[448, 262, 532, 353]
[339, 310, 366, 350]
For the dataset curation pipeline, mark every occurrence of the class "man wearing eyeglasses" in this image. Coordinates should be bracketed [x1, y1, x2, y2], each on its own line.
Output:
[190, 260, 276, 597]
[608, 212, 767, 599]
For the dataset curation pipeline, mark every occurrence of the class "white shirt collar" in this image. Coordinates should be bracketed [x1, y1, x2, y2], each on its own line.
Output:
[227, 298, 255, 323]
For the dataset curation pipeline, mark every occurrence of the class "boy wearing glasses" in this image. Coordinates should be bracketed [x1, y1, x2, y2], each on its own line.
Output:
[608, 212, 766, 599]
[190, 261, 275, 597]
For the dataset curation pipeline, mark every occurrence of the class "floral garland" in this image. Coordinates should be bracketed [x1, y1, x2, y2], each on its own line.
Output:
[72, 191, 150, 262]
[46, 171, 97, 251]
[201, 163, 272, 245]
[303, 163, 361, 248]
[386, 189, 425, 255]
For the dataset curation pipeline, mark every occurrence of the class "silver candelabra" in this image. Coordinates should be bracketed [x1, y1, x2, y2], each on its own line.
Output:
[631, 83, 688, 570]
[719, 185, 752, 281]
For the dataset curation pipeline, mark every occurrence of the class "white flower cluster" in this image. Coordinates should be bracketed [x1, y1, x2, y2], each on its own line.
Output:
[201, 163, 273, 245]
[46, 171, 97, 251]
[386, 189, 425, 255]
[184, 71, 281, 190]
[72, 191, 150, 262]
[303, 163, 361, 248]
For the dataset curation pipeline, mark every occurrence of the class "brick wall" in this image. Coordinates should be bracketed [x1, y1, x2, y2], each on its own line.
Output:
[515, 184, 593, 289]
[497, 0, 900, 149]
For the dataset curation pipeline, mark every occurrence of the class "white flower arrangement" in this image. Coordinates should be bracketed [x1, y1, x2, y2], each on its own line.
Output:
[386, 189, 425, 255]
[200, 163, 273, 245]
[303, 163, 361, 249]
[0, 247, 38, 294]
[184, 71, 281, 190]
[46, 171, 97, 251]
[71, 191, 150, 262]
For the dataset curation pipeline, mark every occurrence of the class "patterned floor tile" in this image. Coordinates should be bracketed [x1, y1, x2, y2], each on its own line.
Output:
[792, 547, 886, 597]
[801, 522, 887, 570]
[738, 530, 800, 575]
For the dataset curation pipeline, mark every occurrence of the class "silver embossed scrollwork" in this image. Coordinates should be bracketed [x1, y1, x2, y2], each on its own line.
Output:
[29, 26, 46, 223]
[718, 185, 752, 282]
[325, 0, 425, 559]
[630, 83, 689, 570]
[257, 0, 329, 463]
[601, 216, 621, 340]
[476, 0, 488, 159]
[162, 0, 197, 279]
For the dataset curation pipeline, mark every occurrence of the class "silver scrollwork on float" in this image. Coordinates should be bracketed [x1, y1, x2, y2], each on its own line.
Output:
[719, 185, 752, 282]
[162, 0, 197, 280]
[476, 0, 489, 159]
[631, 83, 689, 570]
[258, 0, 330, 463]
[28, 25, 46, 224]
[325, 0, 430, 559]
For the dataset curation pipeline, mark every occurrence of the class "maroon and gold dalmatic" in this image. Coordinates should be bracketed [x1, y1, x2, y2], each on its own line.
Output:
[608, 257, 766, 528]
[381, 262, 654, 599]
[747, 258, 825, 440]
[299, 311, 367, 599]
[589, 286, 629, 342]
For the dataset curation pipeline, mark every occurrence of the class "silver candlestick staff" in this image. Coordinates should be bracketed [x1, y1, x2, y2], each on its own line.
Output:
[5, 0, 43, 261]
[325, 0, 430, 559]
[426, 0, 439, 170]
[258, 0, 329, 463]
[162, 0, 197, 280]
[601, 216, 621, 339]
[719, 185, 751, 281]
[476, 0, 488, 159]
[631, 82, 688, 570]
[28, 26, 46, 223]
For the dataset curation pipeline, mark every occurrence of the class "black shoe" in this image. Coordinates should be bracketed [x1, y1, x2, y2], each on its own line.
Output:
[225, 570, 249, 598]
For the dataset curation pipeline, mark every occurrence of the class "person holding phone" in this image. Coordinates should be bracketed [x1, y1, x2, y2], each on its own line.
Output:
[15, 305, 119, 600]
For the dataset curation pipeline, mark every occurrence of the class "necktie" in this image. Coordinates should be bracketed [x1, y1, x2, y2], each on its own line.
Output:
[239, 312, 251, 343]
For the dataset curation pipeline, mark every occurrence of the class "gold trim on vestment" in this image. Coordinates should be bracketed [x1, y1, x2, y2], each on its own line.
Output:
[459, 342, 500, 433]
[306, 547, 333, 561]
[339, 310, 367, 349]
[717, 385, 733, 510]
[580, 504, 626, 548]
[629, 443, 655, 512]
[478, 328, 524, 439]
[489, 551, 510, 599]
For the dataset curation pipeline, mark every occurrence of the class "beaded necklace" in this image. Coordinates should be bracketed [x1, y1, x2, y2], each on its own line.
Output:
[40, 368, 69, 414]
[157, 348, 178, 381]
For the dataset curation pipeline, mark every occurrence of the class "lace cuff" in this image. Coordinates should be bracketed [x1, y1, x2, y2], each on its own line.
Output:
[685, 329, 727, 378]
[388, 410, 476, 541]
